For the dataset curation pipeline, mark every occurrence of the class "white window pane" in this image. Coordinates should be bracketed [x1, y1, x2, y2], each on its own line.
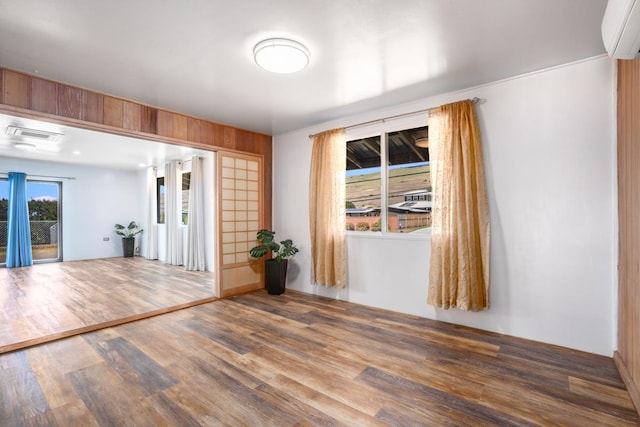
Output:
[344, 126, 431, 234]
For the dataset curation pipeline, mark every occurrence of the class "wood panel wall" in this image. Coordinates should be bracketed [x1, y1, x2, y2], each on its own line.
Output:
[616, 58, 640, 415]
[0, 67, 272, 231]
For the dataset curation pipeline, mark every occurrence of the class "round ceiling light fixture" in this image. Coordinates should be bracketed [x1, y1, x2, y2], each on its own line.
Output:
[253, 38, 310, 74]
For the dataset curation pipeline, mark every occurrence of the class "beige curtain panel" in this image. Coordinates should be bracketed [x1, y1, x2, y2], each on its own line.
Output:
[428, 99, 490, 311]
[309, 128, 347, 288]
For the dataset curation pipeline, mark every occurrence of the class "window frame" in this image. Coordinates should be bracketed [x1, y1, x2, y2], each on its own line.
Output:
[181, 171, 191, 225]
[156, 171, 191, 226]
[156, 176, 165, 224]
[0, 178, 63, 265]
[345, 115, 431, 239]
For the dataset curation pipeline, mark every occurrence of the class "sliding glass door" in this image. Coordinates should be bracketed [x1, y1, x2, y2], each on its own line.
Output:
[0, 179, 62, 266]
[28, 181, 62, 262]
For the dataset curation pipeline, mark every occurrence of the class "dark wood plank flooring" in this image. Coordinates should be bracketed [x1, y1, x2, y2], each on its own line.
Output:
[1, 290, 637, 426]
[0, 257, 217, 353]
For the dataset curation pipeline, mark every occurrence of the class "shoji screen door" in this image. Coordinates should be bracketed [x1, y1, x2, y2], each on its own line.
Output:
[217, 152, 264, 297]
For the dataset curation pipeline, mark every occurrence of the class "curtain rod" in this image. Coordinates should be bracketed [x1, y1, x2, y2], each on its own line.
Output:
[0, 173, 75, 180]
[308, 97, 481, 139]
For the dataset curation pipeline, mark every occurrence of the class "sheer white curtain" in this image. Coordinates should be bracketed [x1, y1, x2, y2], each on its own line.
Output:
[165, 160, 183, 265]
[145, 167, 158, 260]
[185, 156, 205, 271]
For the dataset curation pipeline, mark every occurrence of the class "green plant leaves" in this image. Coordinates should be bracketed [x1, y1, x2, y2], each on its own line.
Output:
[249, 229, 298, 261]
[114, 221, 143, 238]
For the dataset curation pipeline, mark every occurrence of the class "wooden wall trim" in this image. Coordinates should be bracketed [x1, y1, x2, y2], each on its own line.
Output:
[0, 102, 223, 152]
[617, 58, 640, 417]
[614, 352, 640, 414]
[0, 68, 272, 150]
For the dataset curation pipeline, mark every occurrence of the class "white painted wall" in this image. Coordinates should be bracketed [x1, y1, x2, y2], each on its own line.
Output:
[2, 157, 142, 260]
[273, 56, 616, 356]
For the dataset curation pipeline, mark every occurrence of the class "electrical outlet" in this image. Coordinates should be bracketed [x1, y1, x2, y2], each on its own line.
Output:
[103, 237, 110, 241]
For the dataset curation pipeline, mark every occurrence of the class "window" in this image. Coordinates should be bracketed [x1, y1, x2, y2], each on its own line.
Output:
[346, 125, 431, 234]
[156, 172, 190, 225]
[181, 172, 190, 225]
[157, 177, 165, 224]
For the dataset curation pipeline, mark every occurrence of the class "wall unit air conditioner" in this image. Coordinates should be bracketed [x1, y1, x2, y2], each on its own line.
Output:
[5, 125, 63, 142]
[602, 0, 640, 59]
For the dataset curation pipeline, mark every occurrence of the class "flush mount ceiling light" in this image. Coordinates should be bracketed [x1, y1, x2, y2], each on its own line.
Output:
[253, 38, 310, 74]
[14, 142, 37, 150]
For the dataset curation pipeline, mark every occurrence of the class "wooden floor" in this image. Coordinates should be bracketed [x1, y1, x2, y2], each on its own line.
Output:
[0, 257, 217, 353]
[1, 290, 638, 426]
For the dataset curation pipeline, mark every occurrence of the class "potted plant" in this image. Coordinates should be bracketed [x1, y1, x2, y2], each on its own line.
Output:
[114, 221, 143, 258]
[249, 229, 299, 295]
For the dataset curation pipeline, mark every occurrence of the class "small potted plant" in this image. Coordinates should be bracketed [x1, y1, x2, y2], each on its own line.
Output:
[114, 221, 143, 258]
[249, 229, 299, 295]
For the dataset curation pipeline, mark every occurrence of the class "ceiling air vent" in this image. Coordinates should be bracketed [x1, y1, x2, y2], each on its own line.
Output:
[6, 125, 63, 142]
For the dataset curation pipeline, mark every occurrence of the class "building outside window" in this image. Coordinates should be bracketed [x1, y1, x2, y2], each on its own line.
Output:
[346, 125, 431, 234]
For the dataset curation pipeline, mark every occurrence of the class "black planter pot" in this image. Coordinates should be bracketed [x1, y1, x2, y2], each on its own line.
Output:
[265, 259, 288, 295]
[122, 237, 135, 258]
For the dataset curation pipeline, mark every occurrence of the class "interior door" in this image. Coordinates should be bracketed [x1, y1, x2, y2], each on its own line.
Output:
[217, 152, 263, 297]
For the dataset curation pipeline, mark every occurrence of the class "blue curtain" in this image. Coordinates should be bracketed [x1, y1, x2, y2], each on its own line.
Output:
[6, 172, 32, 267]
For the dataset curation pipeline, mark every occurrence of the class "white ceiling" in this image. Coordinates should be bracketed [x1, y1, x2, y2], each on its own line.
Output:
[0, 1, 609, 170]
[0, 0, 608, 136]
